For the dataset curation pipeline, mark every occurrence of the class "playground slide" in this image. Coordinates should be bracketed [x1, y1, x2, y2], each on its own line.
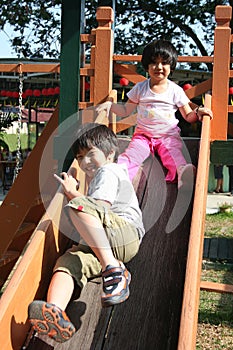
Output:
[0, 96, 211, 350]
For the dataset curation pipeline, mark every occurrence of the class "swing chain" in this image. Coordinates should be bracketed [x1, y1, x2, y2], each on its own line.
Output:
[13, 65, 24, 182]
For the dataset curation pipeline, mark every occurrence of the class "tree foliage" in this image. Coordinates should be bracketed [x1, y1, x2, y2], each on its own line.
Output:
[0, 0, 229, 69]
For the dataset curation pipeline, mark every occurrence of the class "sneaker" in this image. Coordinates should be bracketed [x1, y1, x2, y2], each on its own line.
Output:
[101, 262, 131, 307]
[177, 164, 196, 189]
[28, 300, 76, 343]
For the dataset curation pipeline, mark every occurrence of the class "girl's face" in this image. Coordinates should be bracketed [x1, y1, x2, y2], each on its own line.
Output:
[76, 146, 114, 179]
[147, 56, 171, 82]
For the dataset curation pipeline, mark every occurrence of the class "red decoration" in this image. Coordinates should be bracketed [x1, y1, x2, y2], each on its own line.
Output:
[6, 91, 13, 97]
[85, 82, 90, 91]
[33, 89, 41, 97]
[25, 89, 33, 97]
[42, 88, 48, 96]
[54, 86, 60, 94]
[119, 77, 129, 86]
[22, 92, 27, 99]
[12, 91, 19, 98]
[229, 87, 233, 95]
[47, 87, 55, 95]
[0, 90, 7, 97]
[182, 83, 192, 91]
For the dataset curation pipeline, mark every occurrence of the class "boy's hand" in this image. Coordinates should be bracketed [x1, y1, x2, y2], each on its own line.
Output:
[95, 101, 112, 118]
[54, 172, 80, 200]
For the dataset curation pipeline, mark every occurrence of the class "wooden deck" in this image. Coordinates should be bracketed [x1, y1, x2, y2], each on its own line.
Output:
[25, 139, 199, 350]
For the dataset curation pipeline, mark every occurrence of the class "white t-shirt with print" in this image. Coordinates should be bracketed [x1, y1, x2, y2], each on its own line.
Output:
[127, 79, 190, 138]
[88, 163, 145, 240]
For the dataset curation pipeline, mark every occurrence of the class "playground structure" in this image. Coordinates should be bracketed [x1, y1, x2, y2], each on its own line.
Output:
[0, 4, 233, 350]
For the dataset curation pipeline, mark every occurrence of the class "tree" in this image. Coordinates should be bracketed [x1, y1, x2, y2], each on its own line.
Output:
[0, 0, 229, 70]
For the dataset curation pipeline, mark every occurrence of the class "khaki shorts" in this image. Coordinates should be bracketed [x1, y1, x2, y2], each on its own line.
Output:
[54, 196, 140, 289]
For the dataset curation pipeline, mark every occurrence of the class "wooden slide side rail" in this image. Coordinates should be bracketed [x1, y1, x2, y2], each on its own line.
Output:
[0, 190, 71, 350]
[178, 94, 212, 350]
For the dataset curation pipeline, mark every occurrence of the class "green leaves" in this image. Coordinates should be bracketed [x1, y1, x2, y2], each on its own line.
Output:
[0, 0, 229, 62]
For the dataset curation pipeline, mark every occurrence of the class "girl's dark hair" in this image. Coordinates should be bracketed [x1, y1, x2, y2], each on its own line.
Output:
[72, 123, 119, 162]
[141, 40, 178, 72]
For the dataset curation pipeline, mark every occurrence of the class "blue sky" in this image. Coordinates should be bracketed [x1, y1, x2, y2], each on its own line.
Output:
[0, 26, 16, 58]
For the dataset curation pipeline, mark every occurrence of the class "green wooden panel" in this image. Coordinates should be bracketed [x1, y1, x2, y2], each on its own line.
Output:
[56, 1, 84, 171]
[210, 141, 233, 165]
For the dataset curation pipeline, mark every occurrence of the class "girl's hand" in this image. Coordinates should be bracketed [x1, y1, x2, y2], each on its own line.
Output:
[95, 101, 112, 118]
[54, 172, 80, 200]
[196, 106, 213, 121]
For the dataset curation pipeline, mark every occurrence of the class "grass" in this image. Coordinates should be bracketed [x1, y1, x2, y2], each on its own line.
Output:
[205, 211, 233, 239]
[196, 212, 233, 349]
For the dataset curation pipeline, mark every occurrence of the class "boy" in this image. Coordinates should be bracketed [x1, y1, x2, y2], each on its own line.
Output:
[28, 123, 145, 343]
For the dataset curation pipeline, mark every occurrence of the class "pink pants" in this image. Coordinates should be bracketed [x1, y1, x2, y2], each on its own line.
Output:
[118, 132, 187, 182]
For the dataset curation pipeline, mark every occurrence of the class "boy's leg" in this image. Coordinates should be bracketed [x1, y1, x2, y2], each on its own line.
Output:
[68, 209, 120, 270]
[28, 272, 76, 343]
[28, 245, 99, 343]
[47, 271, 74, 310]
[67, 203, 139, 307]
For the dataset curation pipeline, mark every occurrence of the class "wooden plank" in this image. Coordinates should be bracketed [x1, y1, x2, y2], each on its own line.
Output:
[80, 33, 95, 44]
[227, 239, 233, 262]
[0, 63, 60, 73]
[80, 67, 94, 76]
[113, 55, 214, 63]
[200, 281, 233, 294]
[178, 95, 212, 349]
[217, 238, 228, 260]
[203, 238, 210, 259]
[114, 62, 146, 84]
[208, 238, 219, 260]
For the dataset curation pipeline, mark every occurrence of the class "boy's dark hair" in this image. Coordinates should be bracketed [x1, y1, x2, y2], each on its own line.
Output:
[141, 40, 178, 72]
[72, 123, 119, 162]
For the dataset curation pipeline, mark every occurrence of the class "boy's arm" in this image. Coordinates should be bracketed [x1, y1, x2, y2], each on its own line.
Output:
[54, 173, 82, 201]
[54, 173, 112, 208]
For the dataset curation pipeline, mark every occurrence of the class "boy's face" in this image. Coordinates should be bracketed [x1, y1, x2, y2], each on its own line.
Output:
[148, 56, 171, 82]
[76, 146, 114, 179]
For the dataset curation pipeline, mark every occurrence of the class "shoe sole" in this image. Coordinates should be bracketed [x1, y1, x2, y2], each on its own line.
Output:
[28, 301, 75, 343]
[101, 269, 131, 307]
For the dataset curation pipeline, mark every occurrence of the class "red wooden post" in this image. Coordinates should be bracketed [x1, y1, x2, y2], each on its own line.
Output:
[93, 7, 114, 105]
[211, 5, 232, 141]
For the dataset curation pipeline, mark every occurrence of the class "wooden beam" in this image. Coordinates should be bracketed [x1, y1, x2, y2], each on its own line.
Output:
[200, 281, 233, 294]
[211, 5, 232, 141]
[0, 63, 60, 73]
[178, 94, 212, 350]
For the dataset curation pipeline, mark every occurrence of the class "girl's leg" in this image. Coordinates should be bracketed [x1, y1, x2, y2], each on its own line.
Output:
[118, 134, 151, 181]
[156, 135, 187, 182]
